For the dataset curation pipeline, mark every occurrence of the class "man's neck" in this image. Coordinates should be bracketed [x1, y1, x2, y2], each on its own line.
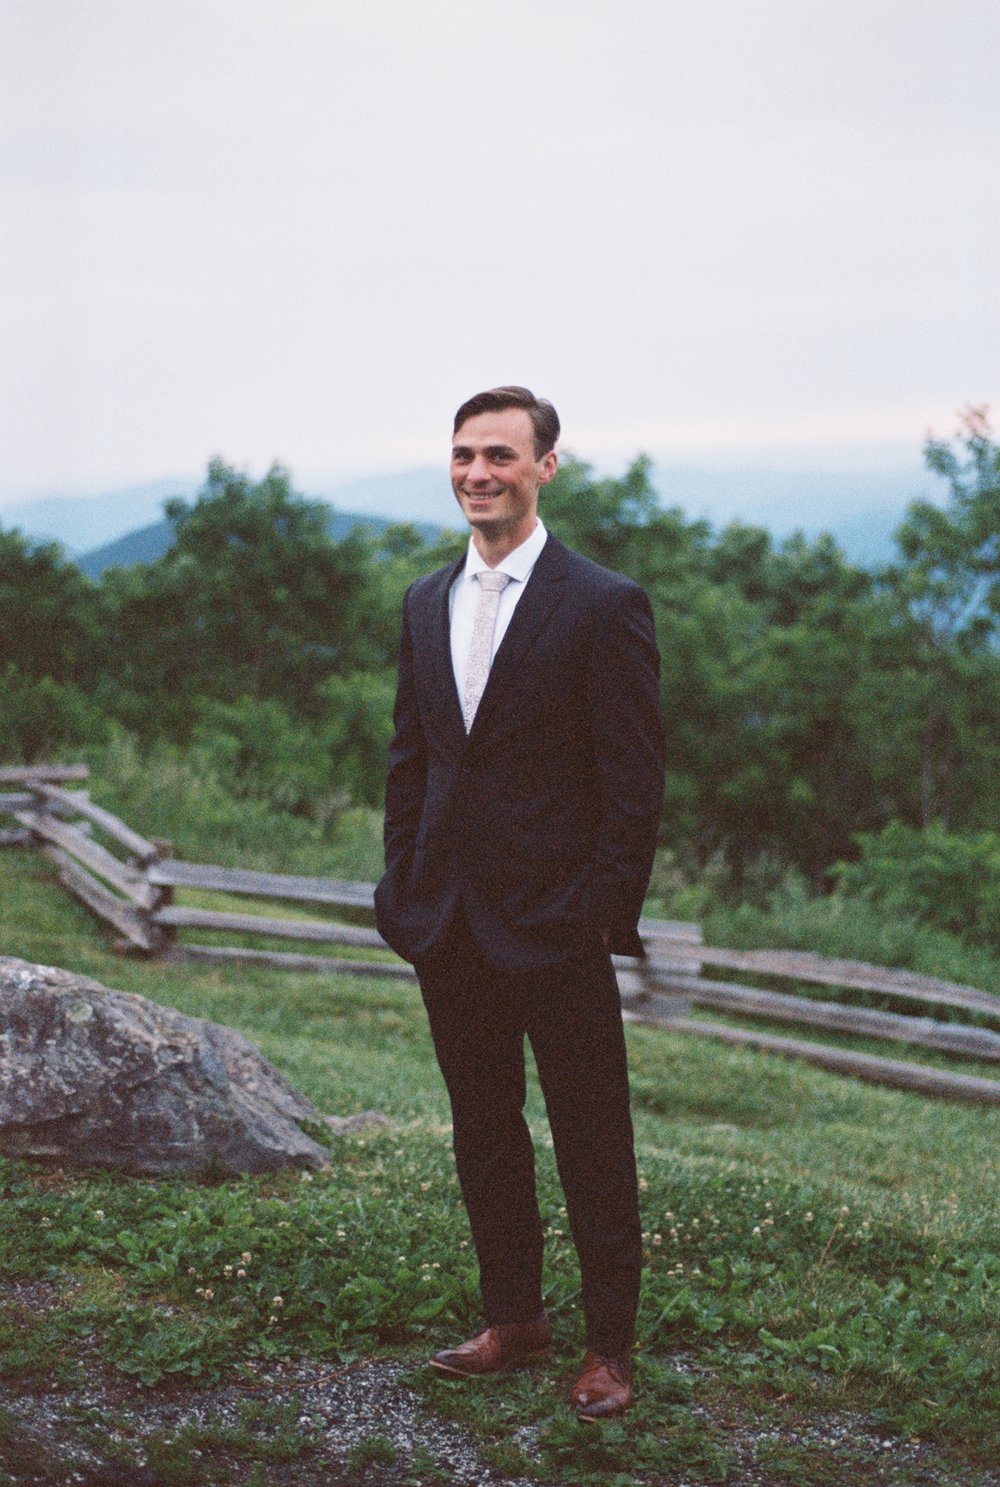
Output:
[471, 517, 539, 569]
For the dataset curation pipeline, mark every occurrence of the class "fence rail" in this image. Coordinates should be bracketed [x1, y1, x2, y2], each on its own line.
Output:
[4, 766, 1000, 1106]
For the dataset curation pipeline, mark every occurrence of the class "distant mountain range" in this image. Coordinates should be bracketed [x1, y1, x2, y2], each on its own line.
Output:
[0, 461, 936, 574]
[76, 509, 443, 580]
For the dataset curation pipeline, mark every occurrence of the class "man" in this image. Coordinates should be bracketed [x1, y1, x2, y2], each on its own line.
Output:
[375, 386, 664, 1420]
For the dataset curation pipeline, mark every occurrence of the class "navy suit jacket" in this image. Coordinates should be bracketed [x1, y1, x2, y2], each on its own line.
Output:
[374, 534, 665, 971]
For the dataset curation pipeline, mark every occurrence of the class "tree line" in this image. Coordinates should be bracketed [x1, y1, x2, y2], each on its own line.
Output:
[2, 410, 999, 900]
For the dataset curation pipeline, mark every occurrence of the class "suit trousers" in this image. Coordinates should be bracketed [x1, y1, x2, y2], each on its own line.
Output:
[415, 912, 643, 1357]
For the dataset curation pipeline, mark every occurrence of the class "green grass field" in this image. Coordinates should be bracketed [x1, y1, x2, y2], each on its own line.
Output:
[2, 845, 999, 1485]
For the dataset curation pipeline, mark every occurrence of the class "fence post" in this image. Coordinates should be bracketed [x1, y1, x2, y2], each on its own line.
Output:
[136, 838, 176, 957]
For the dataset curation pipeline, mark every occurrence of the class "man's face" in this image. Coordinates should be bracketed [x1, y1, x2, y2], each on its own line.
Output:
[450, 408, 557, 552]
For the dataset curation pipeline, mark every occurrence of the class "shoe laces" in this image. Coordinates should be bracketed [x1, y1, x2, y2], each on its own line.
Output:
[592, 1354, 628, 1384]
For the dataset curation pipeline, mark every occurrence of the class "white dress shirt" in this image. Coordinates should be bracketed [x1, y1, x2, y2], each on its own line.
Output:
[449, 519, 548, 704]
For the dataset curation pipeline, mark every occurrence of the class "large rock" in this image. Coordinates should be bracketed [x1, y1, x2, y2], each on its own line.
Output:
[0, 957, 334, 1174]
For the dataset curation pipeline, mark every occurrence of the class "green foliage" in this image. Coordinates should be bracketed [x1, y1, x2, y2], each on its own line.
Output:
[2, 847, 1000, 1484]
[831, 820, 1000, 949]
[0, 665, 109, 763]
[86, 730, 334, 872]
[543, 453, 663, 571]
[878, 408, 1000, 827]
[891, 406, 1000, 650]
[315, 669, 397, 808]
[346, 1433, 399, 1471]
[97, 460, 385, 738]
[537, 1410, 736, 1484]
[6, 418, 1000, 889]
[0, 527, 99, 683]
[191, 694, 348, 824]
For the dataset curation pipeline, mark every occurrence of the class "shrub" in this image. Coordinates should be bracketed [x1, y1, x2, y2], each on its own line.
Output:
[830, 820, 1000, 948]
[191, 695, 344, 826]
[0, 664, 109, 763]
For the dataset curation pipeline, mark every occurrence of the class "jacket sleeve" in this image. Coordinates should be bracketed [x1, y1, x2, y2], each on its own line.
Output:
[580, 582, 665, 947]
[381, 586, 428, 879]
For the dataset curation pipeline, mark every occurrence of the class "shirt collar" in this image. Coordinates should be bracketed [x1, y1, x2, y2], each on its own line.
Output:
[463, 519, 548, 585]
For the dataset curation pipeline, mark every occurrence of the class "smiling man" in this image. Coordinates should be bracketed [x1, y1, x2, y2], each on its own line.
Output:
[375, 386, 665, 1420]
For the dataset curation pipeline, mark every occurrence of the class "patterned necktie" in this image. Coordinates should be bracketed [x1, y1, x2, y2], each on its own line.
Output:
[462, 570, 511, 732]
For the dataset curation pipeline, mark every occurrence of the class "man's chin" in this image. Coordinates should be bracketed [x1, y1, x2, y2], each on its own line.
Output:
[465, 509, 505, 533]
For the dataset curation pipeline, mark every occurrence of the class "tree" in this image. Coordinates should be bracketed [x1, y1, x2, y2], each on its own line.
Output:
[880, 407, 1000, 826]
[0, 527, 99, 684]
[99, 460, 382, 735]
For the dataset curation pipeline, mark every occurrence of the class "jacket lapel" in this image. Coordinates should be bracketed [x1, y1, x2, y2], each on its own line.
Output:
[416, 554, 466, 741]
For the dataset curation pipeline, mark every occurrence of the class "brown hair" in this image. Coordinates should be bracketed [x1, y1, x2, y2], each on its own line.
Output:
[453, 386, 560, 458]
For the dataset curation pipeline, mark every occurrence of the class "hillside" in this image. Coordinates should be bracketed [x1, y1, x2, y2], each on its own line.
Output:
[1, 829, 998, 1484]
[1, 461, 933, 570]
[77, 507, 444, 579]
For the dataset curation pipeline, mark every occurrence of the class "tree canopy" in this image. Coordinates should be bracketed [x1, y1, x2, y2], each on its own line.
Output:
[2, 415, 998, 884]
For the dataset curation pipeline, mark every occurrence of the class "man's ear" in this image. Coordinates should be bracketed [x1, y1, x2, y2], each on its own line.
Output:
[538, 451, 558, 486]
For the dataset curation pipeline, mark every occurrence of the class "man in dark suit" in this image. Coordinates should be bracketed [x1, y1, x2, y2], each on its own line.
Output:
[375, 386, 664, 1420]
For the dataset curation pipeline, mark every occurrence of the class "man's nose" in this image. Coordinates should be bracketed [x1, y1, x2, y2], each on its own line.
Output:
[466, 454, 492, 484]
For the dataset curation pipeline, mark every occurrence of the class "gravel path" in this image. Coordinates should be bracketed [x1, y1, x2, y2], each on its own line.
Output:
[1, 1282, 995, 1486]
[1, 1354, 996, 1487]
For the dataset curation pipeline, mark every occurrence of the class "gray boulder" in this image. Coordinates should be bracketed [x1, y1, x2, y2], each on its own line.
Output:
[0, 956, 335, 1174]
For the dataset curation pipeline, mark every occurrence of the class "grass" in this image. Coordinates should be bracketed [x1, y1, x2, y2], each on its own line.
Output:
[2, 845, 1000, 1484]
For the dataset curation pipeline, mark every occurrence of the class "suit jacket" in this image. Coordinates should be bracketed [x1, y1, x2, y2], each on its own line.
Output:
[374, 534, 665, 971]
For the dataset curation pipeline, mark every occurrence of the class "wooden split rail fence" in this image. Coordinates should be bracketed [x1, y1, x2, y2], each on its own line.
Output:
[4, 766, 1000, 1107]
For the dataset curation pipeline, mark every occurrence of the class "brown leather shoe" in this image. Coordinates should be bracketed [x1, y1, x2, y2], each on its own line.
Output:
[429, 1317, 552, 1377]
[571, 1350, 633, 1420]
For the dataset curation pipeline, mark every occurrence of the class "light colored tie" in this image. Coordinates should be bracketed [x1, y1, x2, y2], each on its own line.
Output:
[462, 570, 511, 732]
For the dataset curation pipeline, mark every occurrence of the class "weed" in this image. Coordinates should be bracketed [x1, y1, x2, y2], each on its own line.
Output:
[2, 848, 1000, 1479]
[402, 1442, 451, 1483]
[478, 1438, 537, 1476]
[346, 1432, 399, 1471]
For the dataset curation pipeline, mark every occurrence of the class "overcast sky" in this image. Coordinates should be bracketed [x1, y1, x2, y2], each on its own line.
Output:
[1, 0, 997, 506]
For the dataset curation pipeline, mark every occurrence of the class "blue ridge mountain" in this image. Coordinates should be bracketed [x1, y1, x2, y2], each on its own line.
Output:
[2, 462, 934, 572]
[77, 509, 443, 579]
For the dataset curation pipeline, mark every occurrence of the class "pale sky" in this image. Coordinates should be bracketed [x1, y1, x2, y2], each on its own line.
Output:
[1, 0, 997, 504]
